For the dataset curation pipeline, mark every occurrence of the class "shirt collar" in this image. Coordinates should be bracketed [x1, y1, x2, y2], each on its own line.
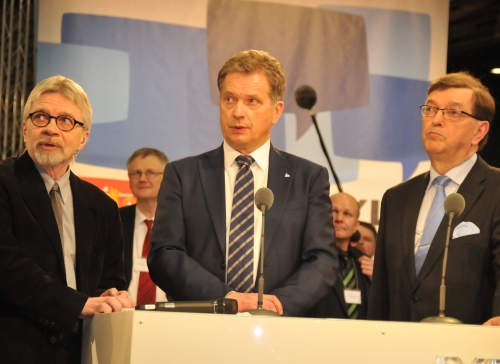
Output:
[427, 153, 477, 190]
[35, 163, 71, 204]
[223, 139, 270, 172]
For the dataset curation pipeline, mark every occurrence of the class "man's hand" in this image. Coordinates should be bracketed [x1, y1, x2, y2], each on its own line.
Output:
[483, 316, 500, 326]
[358, 255, 374, 280]
[226, 291, 283, 315]
[80, 288, 136, 318]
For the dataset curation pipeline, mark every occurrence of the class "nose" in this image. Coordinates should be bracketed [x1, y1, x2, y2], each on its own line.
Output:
[42, 118, 61, 134]
[431, 109, 445, 125]
[233, 100, 245, 119]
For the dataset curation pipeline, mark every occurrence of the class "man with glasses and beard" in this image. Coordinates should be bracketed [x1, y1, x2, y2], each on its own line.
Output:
[0, 75, 135, 363]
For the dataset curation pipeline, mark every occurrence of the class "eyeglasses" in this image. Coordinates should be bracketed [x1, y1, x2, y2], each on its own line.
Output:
[28, 111, 86, 131]
[419, 105, 478, 122]
[128, 170, 164, 179]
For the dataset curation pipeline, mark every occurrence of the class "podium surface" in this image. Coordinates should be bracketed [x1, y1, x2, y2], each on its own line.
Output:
[83, 310, 500, 363]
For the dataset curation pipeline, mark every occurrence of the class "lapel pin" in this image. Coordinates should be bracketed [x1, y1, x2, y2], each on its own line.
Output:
[285, 173, 290, 178]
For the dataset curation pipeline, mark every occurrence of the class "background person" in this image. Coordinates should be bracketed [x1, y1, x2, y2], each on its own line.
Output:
[355, 221, 377, 258]
[312, 193, 372, 319]
[120, 148, 169, 304]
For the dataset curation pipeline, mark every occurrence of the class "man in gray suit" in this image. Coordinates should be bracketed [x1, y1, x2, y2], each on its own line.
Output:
[368, 72, 500, 325]
[148, 50, 338, 316]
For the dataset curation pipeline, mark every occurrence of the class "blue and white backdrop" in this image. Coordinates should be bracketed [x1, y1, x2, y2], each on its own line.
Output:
[37, 0, 449, 225]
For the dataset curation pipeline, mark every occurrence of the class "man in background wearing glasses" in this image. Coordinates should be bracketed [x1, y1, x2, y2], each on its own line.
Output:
[0, 75, 135, 363]
[120, 148, 169, 304]
[368, 72, 500, 325]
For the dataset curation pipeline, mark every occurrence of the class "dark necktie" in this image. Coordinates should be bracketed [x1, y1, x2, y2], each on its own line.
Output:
[415, 176, 452, 275]
[137, 219, 155, 305]
[227, 155, 255, 293]
[50, 182, 64, 250]
[340, 251, 359, 319]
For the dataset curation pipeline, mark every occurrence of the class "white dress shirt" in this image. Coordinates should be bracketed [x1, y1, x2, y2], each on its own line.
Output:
[127, 207, 168, 302]
[414, 153, 477, 254]
[223, 139, 270, 285]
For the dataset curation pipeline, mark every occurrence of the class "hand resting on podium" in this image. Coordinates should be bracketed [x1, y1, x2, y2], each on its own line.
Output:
[483, 316, 500, 326]
[80, 288, 136, 317]
[226, 291, 283, 315]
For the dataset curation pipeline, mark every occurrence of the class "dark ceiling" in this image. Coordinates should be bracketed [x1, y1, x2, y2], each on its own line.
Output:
[448, 0, 500, 167]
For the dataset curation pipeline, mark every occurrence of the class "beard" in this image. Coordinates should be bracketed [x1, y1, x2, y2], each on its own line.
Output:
[32, 140, 67, 167]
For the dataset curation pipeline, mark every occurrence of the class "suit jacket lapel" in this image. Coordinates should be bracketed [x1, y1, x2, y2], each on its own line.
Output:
[403, 173, 429, 284]
[16, 153, 66, 271]
[71, 173, 99, 288]
[265, 146, 293, 254]
[200, 146, 226, 253]
[456, 157, 487, 222]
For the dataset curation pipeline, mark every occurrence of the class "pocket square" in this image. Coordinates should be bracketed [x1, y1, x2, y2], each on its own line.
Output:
[453, 221, 480, 239]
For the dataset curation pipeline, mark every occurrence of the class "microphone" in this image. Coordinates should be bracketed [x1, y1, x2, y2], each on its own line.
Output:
[135, 298, 238, 314]
[244, 187, 279, 316]
[421, 192, 465, 324]
[294, 85, 343, 192]
[295, 85, 317, 111]
[350, 230, 361, 243]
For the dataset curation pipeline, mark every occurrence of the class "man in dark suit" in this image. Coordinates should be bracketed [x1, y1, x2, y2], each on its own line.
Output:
[0, 75, 135, 363]
[312, 193, 371, 319]
[120, 148, 168, 304]
[148, 50, 338, 316]
[368, 71, 500, 325]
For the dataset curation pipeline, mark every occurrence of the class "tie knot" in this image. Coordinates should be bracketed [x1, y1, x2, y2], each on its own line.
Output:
[144, 219, 153, 230]
[434, 175, 452, 187]
[235, 155, 254, 169]
[52, 182, 60, 192]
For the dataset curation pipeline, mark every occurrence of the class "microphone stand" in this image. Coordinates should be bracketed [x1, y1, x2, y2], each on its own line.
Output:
[421, 211, 462, 324]
[309, 109, 343, 192]
[245, 204, 279, 316]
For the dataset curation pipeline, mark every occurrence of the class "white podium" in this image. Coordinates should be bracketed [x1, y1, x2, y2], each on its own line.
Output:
[83, 311, 500, 363]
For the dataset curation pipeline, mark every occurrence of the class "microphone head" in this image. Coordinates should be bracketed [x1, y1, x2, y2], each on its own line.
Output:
[295, 85, 317, 110]
[444, 193, 465, 217]
[255, 187, 274, 211]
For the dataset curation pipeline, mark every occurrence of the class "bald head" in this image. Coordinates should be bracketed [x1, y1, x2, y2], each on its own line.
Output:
[331, 193, 360, 218]
[331, 192, 360, 249]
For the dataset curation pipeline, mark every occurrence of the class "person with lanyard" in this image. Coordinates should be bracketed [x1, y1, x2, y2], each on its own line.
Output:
[120, 148, 169, 305]
[312, 192, 372, 319]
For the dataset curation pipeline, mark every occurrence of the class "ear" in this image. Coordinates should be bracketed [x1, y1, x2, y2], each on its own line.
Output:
[471, 120, 489, 146]
[77, 130, 90, 152]
[272, 101, 284, 125]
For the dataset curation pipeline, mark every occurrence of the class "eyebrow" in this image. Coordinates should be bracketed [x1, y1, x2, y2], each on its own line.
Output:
[425, 99, 465, 109]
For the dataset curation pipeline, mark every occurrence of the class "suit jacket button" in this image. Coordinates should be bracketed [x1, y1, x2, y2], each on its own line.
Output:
[220, 262, 226, 269]
[411, 295, 418, 303]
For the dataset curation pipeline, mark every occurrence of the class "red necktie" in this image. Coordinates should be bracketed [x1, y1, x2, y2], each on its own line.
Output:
[137, 219, 155, 305]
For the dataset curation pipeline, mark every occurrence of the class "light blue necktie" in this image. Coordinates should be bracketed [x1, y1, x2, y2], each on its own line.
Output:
[415, 176, 452, 275]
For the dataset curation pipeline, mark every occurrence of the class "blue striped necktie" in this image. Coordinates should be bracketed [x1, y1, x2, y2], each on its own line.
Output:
[227, 155, 255, 292]
[415, 175, 452, 275]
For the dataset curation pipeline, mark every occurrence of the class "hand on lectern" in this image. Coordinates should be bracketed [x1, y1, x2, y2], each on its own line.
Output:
[483, 316, 500, 326]
[80, 288, 136, 317]
[226, 291, 283, 315]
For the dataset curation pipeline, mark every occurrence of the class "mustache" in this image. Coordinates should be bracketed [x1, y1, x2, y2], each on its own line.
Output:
[35, 138, 63, 148]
